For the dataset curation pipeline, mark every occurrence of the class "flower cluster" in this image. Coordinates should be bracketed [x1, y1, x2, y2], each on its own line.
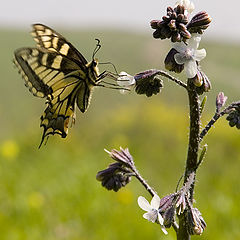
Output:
[226, 107, 240, 129]
[149, 0, 212, 91]
[150, 5, 190, 42]
[96, 148, 134, 191]
[137, 172, 206, 235]
[134, 70, 163, 97]
[96, 162, 131, 192]
[150, 0, 211, 43]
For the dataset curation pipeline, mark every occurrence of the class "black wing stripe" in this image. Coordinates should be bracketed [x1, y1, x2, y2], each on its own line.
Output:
[32, 24, 88, 68]
[14, 49, 50, 97]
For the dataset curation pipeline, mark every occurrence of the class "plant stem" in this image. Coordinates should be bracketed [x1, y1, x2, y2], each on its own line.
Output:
[157, 70, 187, 89]
[199, 112, 221, 141]
[200, 101, 240, 141]
[177, 79, 200, 240]
[132, 167, 156, 197]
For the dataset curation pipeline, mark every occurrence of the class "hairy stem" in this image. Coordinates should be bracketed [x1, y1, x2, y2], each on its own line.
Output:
[200, 112, 222, 141]
[157, 70, 187, 89]
[132, 167, 156, 197]
[200, 101, 240, 141]
[177, 79, 200, 240]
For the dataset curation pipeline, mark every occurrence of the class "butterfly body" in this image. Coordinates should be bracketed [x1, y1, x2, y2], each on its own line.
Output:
[14, 24, 104, 147]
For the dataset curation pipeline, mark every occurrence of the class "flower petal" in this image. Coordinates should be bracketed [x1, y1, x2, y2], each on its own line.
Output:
[160, 225, 168, 235]
[157, 212, 164, 225]
[117, 71, 135, 87]
[172, 42, 186, 53]
[194, 49, 206, 61]
[151, 194, 161, 209]
[174, 53, 187, 64]
[175, 0, 195, 14]
[138, 196, 151, 211]
[143, 211, 158, 223]
[188, 34, 201, 50]
[185, 60, 197, 78]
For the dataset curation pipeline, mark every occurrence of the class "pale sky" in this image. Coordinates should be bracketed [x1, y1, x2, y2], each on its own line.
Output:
[1, 0, 240, 43]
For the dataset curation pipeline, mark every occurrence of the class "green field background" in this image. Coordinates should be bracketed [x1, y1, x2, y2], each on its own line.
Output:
[0, 28, 239, 240]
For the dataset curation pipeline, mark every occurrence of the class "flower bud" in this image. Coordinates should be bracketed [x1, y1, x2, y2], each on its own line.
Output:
[190, 71, 203, 87]
[164, 48, 184, 73]
[186, 207, 206, 235]
[158, 193, 177, 228]
[226, 107, 240, 129]
[187, 11, 212, 34]
[216, 92, 228, 113]
[150, 20, 160, 29]
[195, 71, 211, 95]
[150, 5, 190, 42]
[96, 162, 131, 192]
[134, 69, 163, 97]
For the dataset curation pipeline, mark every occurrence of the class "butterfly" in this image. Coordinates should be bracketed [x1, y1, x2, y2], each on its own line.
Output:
[14, 23, 108, 147]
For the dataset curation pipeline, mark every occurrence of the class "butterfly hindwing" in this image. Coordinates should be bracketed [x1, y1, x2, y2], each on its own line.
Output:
[76, 81, 92, 113]
[39, 78, 91, 147]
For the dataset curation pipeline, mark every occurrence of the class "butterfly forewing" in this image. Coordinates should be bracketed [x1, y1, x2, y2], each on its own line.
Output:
[31, 24, 88, 68]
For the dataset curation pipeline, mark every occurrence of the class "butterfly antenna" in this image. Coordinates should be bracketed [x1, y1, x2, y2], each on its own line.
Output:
[99, 62, 119, 75]
[92, 38, 101, 60]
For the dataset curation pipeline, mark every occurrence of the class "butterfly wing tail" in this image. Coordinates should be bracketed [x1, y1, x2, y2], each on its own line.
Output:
[39, 102, 76, 148]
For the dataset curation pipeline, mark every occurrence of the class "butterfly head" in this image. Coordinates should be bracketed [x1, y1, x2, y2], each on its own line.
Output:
[86, 58, 100, 83]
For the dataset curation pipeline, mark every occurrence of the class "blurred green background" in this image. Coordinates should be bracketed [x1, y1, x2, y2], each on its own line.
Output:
[0, 27, 239, 240]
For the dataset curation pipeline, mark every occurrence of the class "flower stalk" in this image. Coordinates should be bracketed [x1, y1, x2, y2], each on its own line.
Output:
[177, 79, 200, 240]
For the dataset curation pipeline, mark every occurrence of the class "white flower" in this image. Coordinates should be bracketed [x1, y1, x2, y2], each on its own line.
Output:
[138, 195, 168, 235]
[117, 71, 136, 94]
[173, 34, 206, 78]
[175, 0, 195, 14]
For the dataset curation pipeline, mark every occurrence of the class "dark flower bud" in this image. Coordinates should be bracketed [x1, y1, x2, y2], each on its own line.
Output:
[134, 69, 163, 97]
[195, 71, 211, 95]
[187, 11, 212, 34]
[150, 20, 160, 29]
[216, 92, 228, 113]
[153, 29, 163, 39]
[167, 6, 174, 15]
[162, 15, 170, 22]
[159, 193, 177, 212]
[150, 5, 190, 42]
[168, 19, 177, 30]
[186, 207, 206, 235]
[189, 71, 203, 87]
[162, 207, 175, 228]
[96, 162, 131, 192]
[226, 107, 240, 129]
[177, 14, 185, 25]
[164, 48, 184, 73]
[158, 193, 178, 228]
[175, 5, 185, 15]
[160, 26, 172, 39]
